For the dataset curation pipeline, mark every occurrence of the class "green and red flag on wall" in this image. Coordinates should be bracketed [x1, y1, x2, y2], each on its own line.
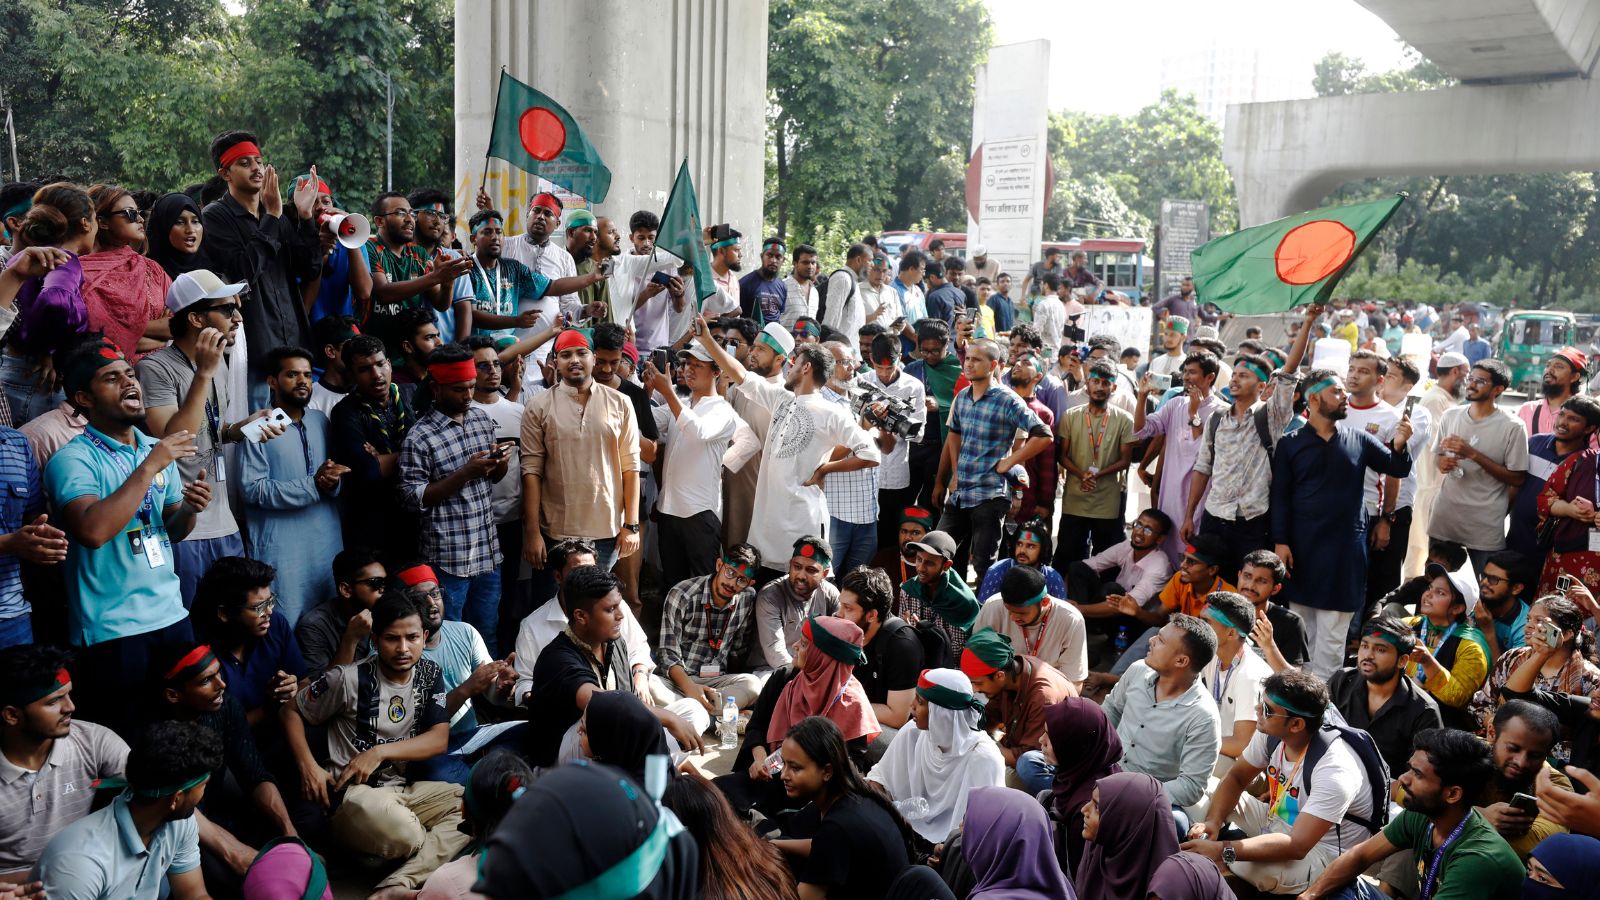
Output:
[1190, 194, 1405, 314]
[486, 70, 611, 202]
[656, 160, 718, 306]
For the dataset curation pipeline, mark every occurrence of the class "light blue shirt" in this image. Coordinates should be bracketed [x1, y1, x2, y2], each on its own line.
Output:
[32, 793, 199, 900]
[1102, 660, 1222, 807]
[423, 620, 492, 732]
[44, 425, 185, 646]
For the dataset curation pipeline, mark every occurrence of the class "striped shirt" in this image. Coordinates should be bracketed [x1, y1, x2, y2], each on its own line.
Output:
[821, 388, 880, 524]
[0, 427, 42, 620]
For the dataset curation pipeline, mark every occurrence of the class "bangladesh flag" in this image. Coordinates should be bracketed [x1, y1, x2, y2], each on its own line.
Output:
[1190, 194, 1404, 314]
[486, 70, 611, 202]
[656, 160, 718, 306]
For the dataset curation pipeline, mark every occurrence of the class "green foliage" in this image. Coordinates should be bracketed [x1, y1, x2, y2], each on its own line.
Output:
[2, 0, 453, 205]
[1312, 47, 1455, 97]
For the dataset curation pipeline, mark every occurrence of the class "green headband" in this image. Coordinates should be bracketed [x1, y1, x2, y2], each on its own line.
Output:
[792, 539, 830, 567]
[548, 811, 672, 900]
[1, 201, 29, 223]
[758, 332, 788, 356]
[565, 209, 596, 230]
[1266, 691, 1317, 719]
[916, 681, 987, 714]
[1239, 360, 1271, 383]
[795, 321, 820, 337]
[93, 770, 211, 800]
[1206, 604, 1249, 632]
[4, 667, 70, 707]
[710, 236, 740, 250]
[1305, 377, 1337, 396]
[1007, 586, 1048, 607]
[1017, 530, 1042, 546]
[806, 616, 867, 666]
[1365, 629, 1404, 649]
[721, 556, 755, 580]
[473, 214, 504, 233]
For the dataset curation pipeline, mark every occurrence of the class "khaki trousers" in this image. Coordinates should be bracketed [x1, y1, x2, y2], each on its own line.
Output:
[332, 780, 470, 889]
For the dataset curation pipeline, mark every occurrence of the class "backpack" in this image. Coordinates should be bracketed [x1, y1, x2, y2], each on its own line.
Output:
[1206, 406, 1275, 462]
[1266, 723, 1392, 841]
[815, 267, 857, 326]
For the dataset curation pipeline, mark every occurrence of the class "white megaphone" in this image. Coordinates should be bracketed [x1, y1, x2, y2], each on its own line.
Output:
[319, 212, 370, 250]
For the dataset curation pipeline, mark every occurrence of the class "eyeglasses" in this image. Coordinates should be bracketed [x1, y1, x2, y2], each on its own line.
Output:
[381, 209, 416, 219]
[242, 594, 278, 616]
[205, 303, 242, 318]
[475, 360, 502, 371]
[1130, 521, 1157, 533]
[1480, 573, 1507, 586]
[347, 577, 387, 591]
[1464, 376, 1491, 386]
[104, 208, 143, 223]
[720, 567, 754, 589]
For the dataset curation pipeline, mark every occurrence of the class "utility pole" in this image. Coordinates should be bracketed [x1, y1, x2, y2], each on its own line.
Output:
[0, 85, 18, 182]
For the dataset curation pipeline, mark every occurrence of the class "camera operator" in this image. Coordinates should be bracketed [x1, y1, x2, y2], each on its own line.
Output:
[861, 333, 927, 553]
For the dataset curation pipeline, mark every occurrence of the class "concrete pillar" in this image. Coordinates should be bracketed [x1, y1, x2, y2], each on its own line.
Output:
[1224, 76, 1600, 225]
[454, 0, 768, 237]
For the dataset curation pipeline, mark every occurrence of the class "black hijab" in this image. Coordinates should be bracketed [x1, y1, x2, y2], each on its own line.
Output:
[144, 192, 210, 278]
[586, 690, 671, 783]
[474, 761, 699, 899]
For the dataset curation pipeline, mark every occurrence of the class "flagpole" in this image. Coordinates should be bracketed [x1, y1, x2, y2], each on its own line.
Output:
[478, 66, 508, 196]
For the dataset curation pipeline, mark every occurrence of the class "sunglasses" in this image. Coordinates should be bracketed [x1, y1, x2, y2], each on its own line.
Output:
[346, 577, 387, 591]
[104, 208, 144, 223]
[205, 302, 242, 318]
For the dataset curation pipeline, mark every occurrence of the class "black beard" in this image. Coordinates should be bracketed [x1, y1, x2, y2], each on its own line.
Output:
[728, 260, 743, 272]
[1542, 380, 1568, 399]
[572, 246, 593, 263]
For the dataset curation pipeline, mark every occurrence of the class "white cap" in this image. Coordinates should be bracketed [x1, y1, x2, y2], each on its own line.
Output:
[1195, 325, 1220, 341]
[678, 340, 714, 363]
[970, 245, 987, 258]
[1426, 558, 1480, 613]
[759, 322, 795, 357]
[166, 269, 247, 314]
[1436, 351, 1470, 370]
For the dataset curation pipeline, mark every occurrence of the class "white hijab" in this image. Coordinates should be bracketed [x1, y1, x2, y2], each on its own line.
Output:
[866, 668, 1006, 843]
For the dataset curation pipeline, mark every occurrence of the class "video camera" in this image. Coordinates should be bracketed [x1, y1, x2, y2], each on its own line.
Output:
[848, 383, 921, 440]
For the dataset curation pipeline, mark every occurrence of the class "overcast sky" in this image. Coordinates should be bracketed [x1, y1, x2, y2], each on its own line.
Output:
[985, 0, 1409, 115]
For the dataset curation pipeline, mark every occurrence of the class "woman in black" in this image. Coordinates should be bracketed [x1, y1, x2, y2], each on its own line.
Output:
[771, 716, 914, 900]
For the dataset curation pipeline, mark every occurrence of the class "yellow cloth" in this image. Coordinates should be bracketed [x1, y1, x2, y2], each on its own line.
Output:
[1403, 615, 1489, 709]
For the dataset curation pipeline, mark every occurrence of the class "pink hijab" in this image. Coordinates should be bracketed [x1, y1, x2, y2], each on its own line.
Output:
[766, 615, 879, 747]
[79, 245, 170, 361]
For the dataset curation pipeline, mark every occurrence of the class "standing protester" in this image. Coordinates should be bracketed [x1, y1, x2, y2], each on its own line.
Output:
[820, 340, 882, 574]
[905, 319, 959, 508]
[81, 184, 171, 361]
[1519, 347, 1589, 437]
[1407, 351, 1469, 577]
[1056, 359, 1136, 564]
[821, 243, 870, 341]
[780, 243, 819, 329]
[454, 209, 544, 340]
[0, 414, 60, 648]
[862, 333, 927, 551]
[328, 334, 418, 563]
[648, 340, 737, 588]
[738, 237, 787, 325]
[483, 191, 574, 355]
[1370, 355, 1434, 606]
[1135, 351, 1228, 566]
[463, 335, 528, 651]
[4, 183, 95, 424]
[1430, 359, 1529, 574]
[360, 191, 469, 360]
[1511, 397, 1600, 561]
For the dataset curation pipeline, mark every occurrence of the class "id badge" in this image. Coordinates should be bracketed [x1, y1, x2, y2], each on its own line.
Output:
[1588, 528, 1600, 554]
[699, 663, 722, 679]
[213, 454, 226, 483]
[145, 534, 167, 569]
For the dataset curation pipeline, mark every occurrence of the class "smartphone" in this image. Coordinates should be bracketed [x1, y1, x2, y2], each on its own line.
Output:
[239, 408, 291, 443]
[1542, 620, 1563, 650]
[1511, 792, 1539, 816]
[650, 270, 675, 287]
[1558, 574, 1574, 596]
[651, 348, 670, 374]
[1403, 395, 1417, 417]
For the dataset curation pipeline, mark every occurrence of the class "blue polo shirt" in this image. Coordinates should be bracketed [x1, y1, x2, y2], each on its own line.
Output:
[215, 613, 307, 714]
[32, 793, 200, 900]
[44, 425, 185, 646]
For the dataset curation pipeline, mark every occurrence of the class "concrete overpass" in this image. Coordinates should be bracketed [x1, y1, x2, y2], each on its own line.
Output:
[1226, 0, 1600, 224]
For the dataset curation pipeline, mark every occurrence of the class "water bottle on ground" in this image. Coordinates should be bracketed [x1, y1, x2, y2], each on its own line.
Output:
[894, 797, 930, 820]
[1114, 626, 1131, 657]
[719, 695, 739, 750]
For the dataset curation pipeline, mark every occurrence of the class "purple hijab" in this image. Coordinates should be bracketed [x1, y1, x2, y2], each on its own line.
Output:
[1045, 698, 1122, 873]
[1072, 772, 1178, 900]
[964, 786, 1076, 900]
[1147, 851, 1236, 900]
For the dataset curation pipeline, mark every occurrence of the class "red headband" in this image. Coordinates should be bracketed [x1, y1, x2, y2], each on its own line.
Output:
[959, 647, 1000, 679]
[219, 141, 262, 169]
[621, 342, 639, 366]
[553, 330, 590, 353]
[531, 192, 562, 215]
[397, 565, 438, 587]
[300, 177, 331, 195]
[916, 670, 940, 691]
[802, 618, 814, 643]
[428, 359, 479, 383]
[162, 645, 214, 681]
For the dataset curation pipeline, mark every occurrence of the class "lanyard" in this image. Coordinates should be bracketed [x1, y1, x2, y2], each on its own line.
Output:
[85, 432, 158, 529]
[1419, 813, 1472, 900]
[1021, 604, 1051, 657]
[1268, 744, 1305, 821]
[1415, 621, 1460, 683]
[473, 256, 503, 314]
[1084, 407, 1110, 460]
[703, 599, 731, 651]
[1212, 646, 1245, 705]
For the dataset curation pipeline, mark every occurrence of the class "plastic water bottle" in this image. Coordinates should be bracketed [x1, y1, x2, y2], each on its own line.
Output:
[719, 696, 739, 750]
[894, 797, 930, 819]
[1114, 626, 1131, 656]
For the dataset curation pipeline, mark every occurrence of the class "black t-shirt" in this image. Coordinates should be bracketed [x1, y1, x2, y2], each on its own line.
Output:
[856, 618, 923, 704]
[612, 377, 660, 442]
[525, 631, 629, 766]
[800, 793, 911, 899]
[1267, 602, 1310, 667]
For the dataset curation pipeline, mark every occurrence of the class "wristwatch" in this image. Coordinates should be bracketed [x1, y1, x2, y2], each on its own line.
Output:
[1222, 842, 1236, 865]
[622, 522, 641, 534]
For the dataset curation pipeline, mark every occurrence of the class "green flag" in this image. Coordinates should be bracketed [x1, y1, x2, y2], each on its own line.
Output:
[1190, 194, 1404, 314]
[657, 160, 717, 305]
[486, 70, 611, 202]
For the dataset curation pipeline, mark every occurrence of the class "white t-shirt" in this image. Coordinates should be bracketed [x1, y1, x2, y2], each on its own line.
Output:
[616, 252, 679, 351]
[657, 394, 738, 519]
[1240, 730, 1374, 853]
[501, 235, 576, 359]
[1200, 644, 1273, 737]
[310, 380, 348, 417]
[1342, 399, 1399, 516]
[1147, 352, 1186, 383]
[470, 394, 525, 523]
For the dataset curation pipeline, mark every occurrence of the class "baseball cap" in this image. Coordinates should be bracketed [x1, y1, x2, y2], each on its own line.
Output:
[677, 340, 714, 364]
[166, 269, 247, 314]
[1425, 559, 1480, 612]
[1436, 351, 1469, 371]
[905, 530, 957, 561]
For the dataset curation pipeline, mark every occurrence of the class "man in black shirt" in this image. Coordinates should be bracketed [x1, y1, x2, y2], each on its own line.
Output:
[834, 566, 921, 764]
[526, 566, 702, 767]
[295, 547, 387, 678]
[329, 335, 419, 564]
[1328, 615, 1443, 778]
[1236, 549, 1310, 671]
[590, 323, 660, 610]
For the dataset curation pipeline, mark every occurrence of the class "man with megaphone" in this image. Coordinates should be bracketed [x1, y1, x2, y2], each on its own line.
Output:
[293, 173, 374, 324]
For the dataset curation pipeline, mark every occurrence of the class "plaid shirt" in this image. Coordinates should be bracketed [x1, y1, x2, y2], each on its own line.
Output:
[820, 387, 880, 524]
[398, 407, 502, 577]
[657, 574, 756, 675]
[949, 382, 1044, 508]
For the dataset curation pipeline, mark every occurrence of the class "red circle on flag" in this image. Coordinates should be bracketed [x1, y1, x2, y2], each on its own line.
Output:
[518, 108, 566, 162]
[1274, 220, 1357, 285]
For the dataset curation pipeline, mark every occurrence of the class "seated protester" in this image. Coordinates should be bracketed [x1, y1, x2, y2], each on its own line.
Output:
[1297, 727, 1525, 900]
[1101, 533, 1235, 687]
[1197, 591, 1274, 767]
[1067, 507, 1175, 640]
[962, 628, 1078, 794]
[511, 538, 655, 710]
[283, 593, 467, 896]
[1148, 851, 1239, 900]
[580, 690, 674, 783]
[867, 668, 1003, 845]
[1040, 697, 1123, 878]
[1522, 834, 1600, 900]
[0, 645, 128, 880]
[1477, 701, 1571, 860]
[768, 716, 915, 899]
[32, 721, 217, 900]
[960, 785, 1077, 900]
[1073, 772, 1181, 900]
[1379, 539, 1469, 619]
[240, 837, 330, 900]
[1183, 669, 1377, 896]
[973, 562, 1088, 688]
[753, 536, 841, 670]
[898, 530, 981, 663]
[1102, 614, 1222, 815]
[294, 547, 385, 678]
[191, 556, 306, 727]
[1329, 616, 1445, 779]
[473, 761, 700, 900]
[1473, 550, 1532, 663]
[835, 566, 923, 745]
[415, 751, 534, 900]
[654, 544, 765, 712]
[1234, 549, 1310, 671]
[1470, 595, 1599, 746]
[715, 615, 878, 814]
[1404, 559, 1491, 730]
[977, 517, 1067, 603]
[868, 505, 933, 586]
[524, 566, 702, 768]
[146, 642, 296, 893]
[661, 774, 800, 900]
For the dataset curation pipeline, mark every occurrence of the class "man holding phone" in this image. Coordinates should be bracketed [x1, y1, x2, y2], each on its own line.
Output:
[1475, 700, 1570, 860]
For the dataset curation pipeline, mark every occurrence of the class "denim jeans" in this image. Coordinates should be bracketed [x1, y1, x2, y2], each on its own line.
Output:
[438, 568, 503, 657]
[409, 722, 530, 786]
[0, 352, 63, 427]
[1014, 749, 1056, 794]
[0, 613, 31, 649]
[828, 518, 878, 577]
